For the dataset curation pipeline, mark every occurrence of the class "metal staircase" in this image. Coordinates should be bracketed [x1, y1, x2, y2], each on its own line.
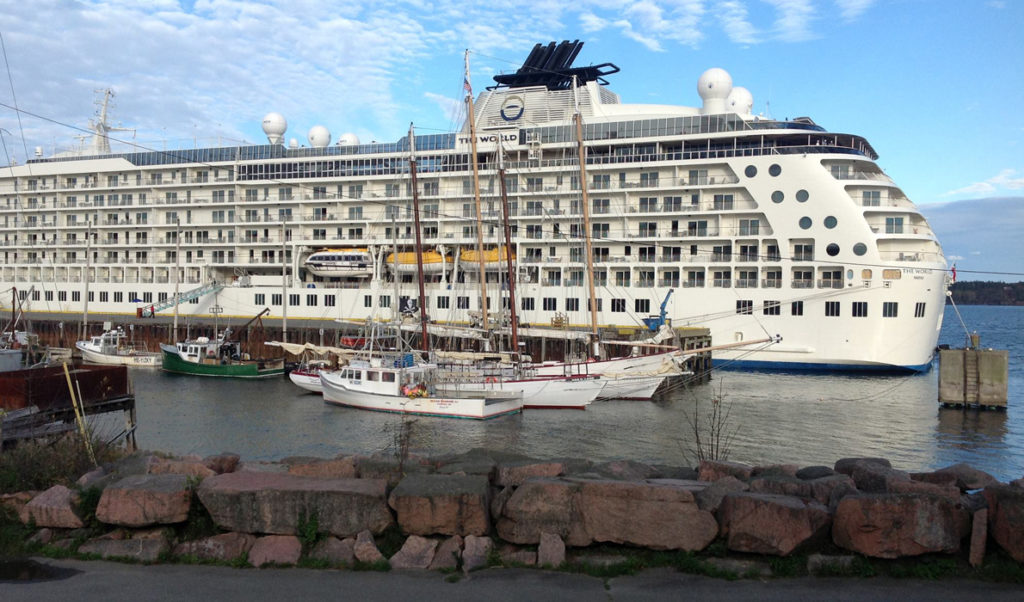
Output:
[139, 281, 224, 317]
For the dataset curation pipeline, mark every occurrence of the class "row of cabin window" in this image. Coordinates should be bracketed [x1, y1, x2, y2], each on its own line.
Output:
[736, 300, 927, 318]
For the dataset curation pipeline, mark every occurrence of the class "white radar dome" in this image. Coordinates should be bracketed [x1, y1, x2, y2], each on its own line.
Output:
[288, 138, 299, 149]
[261, 112, 287, 145]
[308, 125, 331, 148]
[726, 86, 753, 115]
[697, 68, 732, 114]
[338, 132, 360, 146]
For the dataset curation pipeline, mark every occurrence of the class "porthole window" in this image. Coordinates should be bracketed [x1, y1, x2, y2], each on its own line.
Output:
[853, 243, 867, 256]
[769, 164, 782, 177]
[827, 243, 840, 256]
[824, 216, 837, 229]
[744, 165, 757, 178]
[796, 189, 809, 202]
[847, 269, 854, 280]
[771, 191, 784, 203]
[799, 217, 812, 229]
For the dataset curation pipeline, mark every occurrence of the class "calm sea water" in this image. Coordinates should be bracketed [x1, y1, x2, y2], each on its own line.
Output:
[113, 305, 1022, 482]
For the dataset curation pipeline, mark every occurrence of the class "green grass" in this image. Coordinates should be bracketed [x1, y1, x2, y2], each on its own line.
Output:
[0, 432, 125, 494]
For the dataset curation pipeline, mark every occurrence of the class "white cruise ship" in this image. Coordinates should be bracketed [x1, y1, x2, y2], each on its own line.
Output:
[0, 41, 947, 371]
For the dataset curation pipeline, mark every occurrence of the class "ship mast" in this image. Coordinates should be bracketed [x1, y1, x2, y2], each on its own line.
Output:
[408, 124, 430, 351]
[572, 78, 600, 357]
[465, 50, 490, 349]
[496, 143, 519, 353]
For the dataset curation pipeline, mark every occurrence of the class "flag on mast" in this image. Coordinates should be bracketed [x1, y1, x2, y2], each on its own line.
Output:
[951, 264, 956, 283]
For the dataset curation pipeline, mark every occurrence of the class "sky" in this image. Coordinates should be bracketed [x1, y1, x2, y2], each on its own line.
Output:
[0, 0, 1021, 277]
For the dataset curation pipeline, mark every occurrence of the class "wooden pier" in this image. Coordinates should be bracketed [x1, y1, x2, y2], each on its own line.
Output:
[1, 364, 136, 449]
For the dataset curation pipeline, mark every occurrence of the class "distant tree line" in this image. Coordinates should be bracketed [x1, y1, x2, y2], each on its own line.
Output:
[948, 281, 1024, 305]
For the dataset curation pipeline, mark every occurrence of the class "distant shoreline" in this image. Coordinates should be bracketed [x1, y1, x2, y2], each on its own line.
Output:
[948, 281, 1023, 306]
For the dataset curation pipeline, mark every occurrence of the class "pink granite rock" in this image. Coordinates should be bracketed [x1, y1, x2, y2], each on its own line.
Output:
[249, 535, 302, 567]
[833, 493, 969, 558]
[969, 509, 988, 568]
[389, 535, 438, 569]
[497, 478, 717, 551]
[78, 528, 170, 562]
[96, 474, 191, 527]
[983, 484, 1024, 562]
[933, 463, 997, 491]
[310, 536, 355, 566]
[173, 532, 256, 562]
[495, 461, 566, 487]
[20, 486, 83, 528]
[718, 492, 831, 556]
[197, 471, 392, 537]
[202, 453, 241, 475]
[428, 535, 463, 570]
[887, 479, 960, 501]
[698, 460, 753, 482]
[284, 456, 358, 479]
[537, 532, 566, 567]
[147, 458, 216, 479]
[388, 474, 490, 536]
[354, 530, 384, 564]
[462, 535, 493, 573]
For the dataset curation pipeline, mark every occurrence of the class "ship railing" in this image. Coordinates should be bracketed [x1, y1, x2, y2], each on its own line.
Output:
[735, 279, 758, 288]
[817, 280, 844, 289]
[712, 279, 731, 288]
[791, 280, 814, 289]
[761, 279, 783, 288]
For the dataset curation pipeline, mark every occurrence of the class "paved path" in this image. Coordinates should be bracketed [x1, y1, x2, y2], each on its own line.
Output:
[1, 560, 1021, 601]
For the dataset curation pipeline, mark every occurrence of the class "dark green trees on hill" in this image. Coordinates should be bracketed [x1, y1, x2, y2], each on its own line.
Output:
[949, 281, 1024, 305]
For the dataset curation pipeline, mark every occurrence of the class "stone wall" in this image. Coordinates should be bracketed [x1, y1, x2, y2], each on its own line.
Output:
[5, 450, 1023, 571]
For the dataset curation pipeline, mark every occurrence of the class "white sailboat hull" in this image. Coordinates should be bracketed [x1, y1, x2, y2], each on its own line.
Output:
[76, 341, 161, 367]
[320, 371, 522, 420]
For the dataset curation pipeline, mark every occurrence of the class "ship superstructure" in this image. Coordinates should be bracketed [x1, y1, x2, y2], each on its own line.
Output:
[0, 41, 947, 370]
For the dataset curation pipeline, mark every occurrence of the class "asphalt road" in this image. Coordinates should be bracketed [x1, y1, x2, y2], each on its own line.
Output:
[1, 559, 1021, 601]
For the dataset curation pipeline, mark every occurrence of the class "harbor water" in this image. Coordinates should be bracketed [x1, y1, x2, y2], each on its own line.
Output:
[119, 304, 1022, 482]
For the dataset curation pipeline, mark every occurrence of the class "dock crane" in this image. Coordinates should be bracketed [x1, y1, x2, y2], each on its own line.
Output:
[642, 289, 674, 332]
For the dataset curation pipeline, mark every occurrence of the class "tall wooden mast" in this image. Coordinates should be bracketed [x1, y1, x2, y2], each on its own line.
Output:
[408, 123, 430, 350]
[573, 79, 600, 356]
[465, 50, 490, 346]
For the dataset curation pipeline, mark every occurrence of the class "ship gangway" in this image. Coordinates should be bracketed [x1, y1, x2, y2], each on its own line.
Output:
[137, 281, 224, 318]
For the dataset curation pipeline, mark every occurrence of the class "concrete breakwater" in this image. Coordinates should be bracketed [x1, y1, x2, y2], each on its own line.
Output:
[4, 450, 1023, 572]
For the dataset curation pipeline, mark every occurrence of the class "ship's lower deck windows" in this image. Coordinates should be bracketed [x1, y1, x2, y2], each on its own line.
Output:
[289, 294, 300, 306]
[566, 298, 580, 312]
[852, 302, 868, 317]
[255, 293, 265, 305]
[521, 298, 534, 311]
[825, 301, 840, 317]
[736, 300, 753, 315]
[792, 301, 804, 316]
[883, 302, 898, 317]
[611, 299, 626, 312]
[763, 301, 780, 316]
[272, 294, 282, 305]
[543, 298, 557, 311]
[915, 302, 926, 318]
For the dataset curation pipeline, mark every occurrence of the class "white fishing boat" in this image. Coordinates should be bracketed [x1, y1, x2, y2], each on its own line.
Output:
[76, 328, 161, 367]
[320, 355, 522, 420]
[532, 348, 683, 400]
[288, 359, 334, 393]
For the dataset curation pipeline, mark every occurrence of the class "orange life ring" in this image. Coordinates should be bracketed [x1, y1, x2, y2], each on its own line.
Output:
[485, 376, 498, 384]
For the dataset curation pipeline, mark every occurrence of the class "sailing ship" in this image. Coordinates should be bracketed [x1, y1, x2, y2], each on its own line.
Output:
[319, 354, 523, 420]
[0, 41, 948, 372]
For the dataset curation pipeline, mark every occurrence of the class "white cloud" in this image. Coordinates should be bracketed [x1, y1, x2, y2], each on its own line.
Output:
[717, 0, 759, 44]
[579, 11, 608, 32]
[944, 169, 1024, 196]
[947, 255, 964, 261]
[834, 0, 876, 21]
[765, 0, 817, 42]
[423, 92, 463, 125]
